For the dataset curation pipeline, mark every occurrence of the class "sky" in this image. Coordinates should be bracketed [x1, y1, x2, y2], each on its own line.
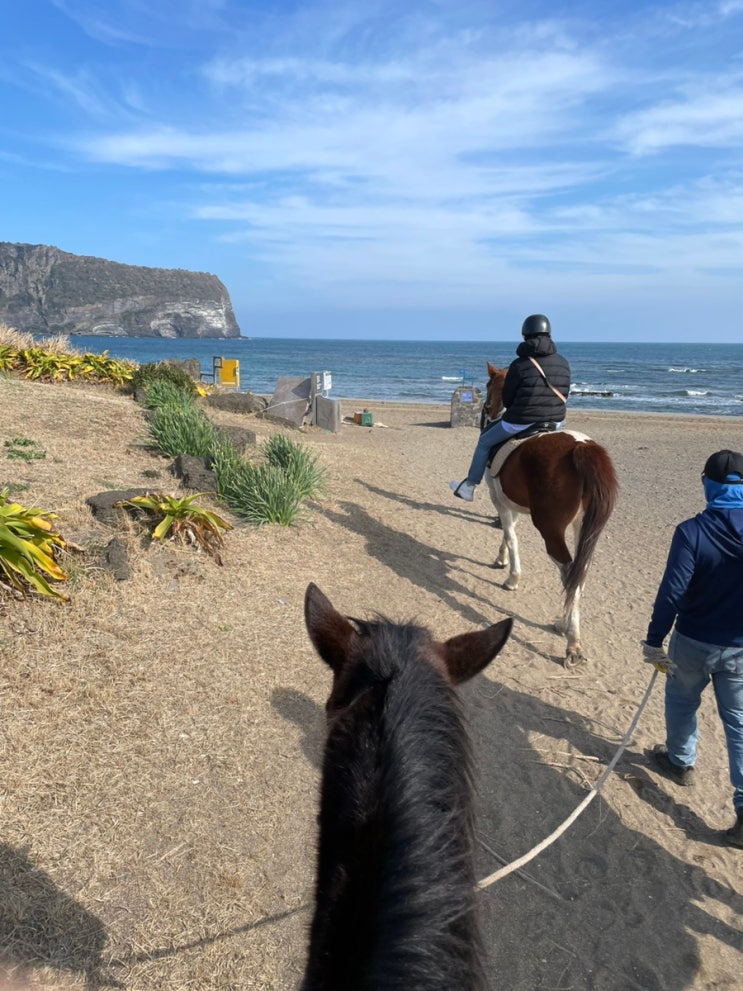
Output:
[1, 1, 743, 342]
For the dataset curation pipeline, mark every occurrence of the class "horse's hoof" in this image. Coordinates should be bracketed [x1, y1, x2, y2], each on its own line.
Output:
[491, 561, 506, 570]
[563, 651, 587, 669]
[502, 580, 518, 592]
[553, 620, 565, 635]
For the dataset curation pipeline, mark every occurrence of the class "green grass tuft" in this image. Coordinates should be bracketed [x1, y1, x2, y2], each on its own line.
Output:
[211, 433, 323, 526]
[148, 403, 217, 458]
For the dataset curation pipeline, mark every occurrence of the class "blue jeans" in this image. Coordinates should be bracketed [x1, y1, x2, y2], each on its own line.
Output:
[665, 629, 743, 810]
[466, 420, 527, 486]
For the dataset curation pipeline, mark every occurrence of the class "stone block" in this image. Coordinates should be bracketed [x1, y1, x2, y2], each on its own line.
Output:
[450, 386, 483, 428]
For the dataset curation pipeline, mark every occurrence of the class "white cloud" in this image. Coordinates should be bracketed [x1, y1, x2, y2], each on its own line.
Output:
[615, 78, 743, 154]
[6, 1, 743, 329]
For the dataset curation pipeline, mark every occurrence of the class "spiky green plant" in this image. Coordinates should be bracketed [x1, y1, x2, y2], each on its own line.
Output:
[121, 492, 232, 564]
[147, 403, 218, 458]
[142, 378, 197, 411]
[211, 434, 325, 526]
[262, 433, 327, 499]
[220, 459, 304, 526]
[0, 489, 69, 599]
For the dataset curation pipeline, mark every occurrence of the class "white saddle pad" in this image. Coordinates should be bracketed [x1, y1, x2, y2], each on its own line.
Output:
[488, 429, 591, 479]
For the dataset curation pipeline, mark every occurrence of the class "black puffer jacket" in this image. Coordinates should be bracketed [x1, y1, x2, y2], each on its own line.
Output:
[502, 336, 571, 425]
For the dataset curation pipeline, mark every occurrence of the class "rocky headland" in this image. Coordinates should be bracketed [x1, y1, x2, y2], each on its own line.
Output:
[0, 241, 240, 338]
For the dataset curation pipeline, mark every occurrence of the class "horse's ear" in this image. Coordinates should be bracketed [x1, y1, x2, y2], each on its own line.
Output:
[441, 618, 513, 684]
[486, 361, 499, 377]
[304, 583, 356, 674]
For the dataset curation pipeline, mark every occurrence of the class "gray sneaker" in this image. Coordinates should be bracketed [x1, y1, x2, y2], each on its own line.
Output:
[449, 480, 475, 502]
[650, 744, 695, 787]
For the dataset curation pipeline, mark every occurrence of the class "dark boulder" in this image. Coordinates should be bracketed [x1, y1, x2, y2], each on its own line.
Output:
[215, 425, 257, 453]
[102, 537, 131, 581]
[86, 488, 154, 526]
[172, 455, 216, 492]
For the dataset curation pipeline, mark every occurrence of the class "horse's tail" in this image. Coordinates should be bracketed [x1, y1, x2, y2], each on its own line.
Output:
[563, 441, 618, 614]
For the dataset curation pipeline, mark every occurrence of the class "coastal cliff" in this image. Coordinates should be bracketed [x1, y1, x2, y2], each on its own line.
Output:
[0, 242, 240, 339]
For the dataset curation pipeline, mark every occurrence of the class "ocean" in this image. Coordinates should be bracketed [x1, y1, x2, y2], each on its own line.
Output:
[68, 336, 743, 418]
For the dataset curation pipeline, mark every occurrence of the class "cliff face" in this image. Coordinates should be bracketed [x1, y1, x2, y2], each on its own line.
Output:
[0, 242, 241, 339]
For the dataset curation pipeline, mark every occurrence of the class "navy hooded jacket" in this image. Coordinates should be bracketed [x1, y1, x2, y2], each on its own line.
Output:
[646, 505, 743, 648]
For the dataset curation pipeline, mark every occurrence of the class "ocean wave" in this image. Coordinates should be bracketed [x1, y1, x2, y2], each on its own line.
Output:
[668, 366, 703, 373]
[685, 389, 709, 396]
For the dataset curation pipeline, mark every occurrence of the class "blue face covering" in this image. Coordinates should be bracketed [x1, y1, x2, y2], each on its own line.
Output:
[704, 477, 743, 509]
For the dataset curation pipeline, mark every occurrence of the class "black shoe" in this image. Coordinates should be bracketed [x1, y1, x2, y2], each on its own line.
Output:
[650, 744, 696, 787]
[724, 809, 743, 848]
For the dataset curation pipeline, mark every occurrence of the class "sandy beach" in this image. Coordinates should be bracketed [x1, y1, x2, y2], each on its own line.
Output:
[1, 376, 742, 990]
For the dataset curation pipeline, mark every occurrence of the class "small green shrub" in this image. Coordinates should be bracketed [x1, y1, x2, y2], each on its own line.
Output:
[142, 378, 197, 410]
[217, 458, 304, 526]
[262, 433, 327, 499]
[211, 433, 325, 526]
[131, 362, 199, 397]
[148, 403, 217, 458]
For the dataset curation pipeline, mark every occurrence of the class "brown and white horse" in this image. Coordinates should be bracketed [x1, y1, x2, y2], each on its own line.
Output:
[483, 363, 618, 667]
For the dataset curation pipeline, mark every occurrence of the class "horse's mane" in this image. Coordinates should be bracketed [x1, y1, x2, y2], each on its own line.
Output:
[308, 619, 486, 991]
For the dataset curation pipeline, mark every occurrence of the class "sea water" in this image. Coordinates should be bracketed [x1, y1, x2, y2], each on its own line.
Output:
[68, 337, 743, 418]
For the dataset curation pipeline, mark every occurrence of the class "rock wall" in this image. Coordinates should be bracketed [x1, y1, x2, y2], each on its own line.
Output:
[0, 242, 240, 339]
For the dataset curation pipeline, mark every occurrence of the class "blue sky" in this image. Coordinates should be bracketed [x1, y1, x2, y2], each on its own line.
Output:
[2, 1, 743, 341]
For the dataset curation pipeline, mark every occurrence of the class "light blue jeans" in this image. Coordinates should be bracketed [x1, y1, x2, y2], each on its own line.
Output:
[466, 420, 529, 485]
[665, 629, 743, 810]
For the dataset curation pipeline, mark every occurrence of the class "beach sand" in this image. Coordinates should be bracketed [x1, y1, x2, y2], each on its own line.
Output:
[1, 377, 742, 990]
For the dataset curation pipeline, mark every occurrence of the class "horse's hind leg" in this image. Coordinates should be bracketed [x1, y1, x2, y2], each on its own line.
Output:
[533, 512, 585, 666]
[554, 579, 584, 668]
[492, 505, 521, 590]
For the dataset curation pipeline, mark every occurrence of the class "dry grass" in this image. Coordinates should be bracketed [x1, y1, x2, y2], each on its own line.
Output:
[0, 324, 78, 355]
[2, 375, 742, 991]
[1, 377, 329, 990]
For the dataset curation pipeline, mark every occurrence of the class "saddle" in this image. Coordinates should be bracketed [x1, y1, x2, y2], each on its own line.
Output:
[486, 422, 561, 479]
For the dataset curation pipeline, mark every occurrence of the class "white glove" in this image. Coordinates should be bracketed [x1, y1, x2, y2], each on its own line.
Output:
[641, 640, 674, 674]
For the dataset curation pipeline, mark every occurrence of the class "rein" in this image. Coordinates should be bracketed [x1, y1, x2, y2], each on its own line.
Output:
[477, 668, 659, 890]
[211, 672, 659, 947]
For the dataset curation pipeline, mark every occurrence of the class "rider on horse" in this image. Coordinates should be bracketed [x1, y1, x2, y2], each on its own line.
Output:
[449, 314, 571, 502]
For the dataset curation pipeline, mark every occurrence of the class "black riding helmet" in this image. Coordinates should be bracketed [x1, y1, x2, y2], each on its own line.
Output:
[522, 314, 551, 337]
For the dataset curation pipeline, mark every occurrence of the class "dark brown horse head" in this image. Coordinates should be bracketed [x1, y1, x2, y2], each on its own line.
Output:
[305, 582, 512, 698]
[301, 581, 512, 990]
[485, 362, 507, 421]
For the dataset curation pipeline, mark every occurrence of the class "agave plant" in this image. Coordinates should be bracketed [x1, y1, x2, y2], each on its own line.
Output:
[0, 489, 69, 599]
[121, 492, 232, 564]
[76, 351, 137, 385]
[0, 345, 19, 373]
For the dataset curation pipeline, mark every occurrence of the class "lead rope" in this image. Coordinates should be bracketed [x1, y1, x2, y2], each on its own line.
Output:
[477, 668, 659, 890]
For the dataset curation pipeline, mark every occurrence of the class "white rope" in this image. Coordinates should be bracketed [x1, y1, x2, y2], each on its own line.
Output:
[477, 668, 659, 890]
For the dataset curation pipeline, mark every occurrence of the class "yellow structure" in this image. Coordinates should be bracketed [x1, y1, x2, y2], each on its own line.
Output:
[213, 357, 240, 390]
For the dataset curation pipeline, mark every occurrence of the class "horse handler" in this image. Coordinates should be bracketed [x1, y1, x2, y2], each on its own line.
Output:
[642, 449, 743, 848]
